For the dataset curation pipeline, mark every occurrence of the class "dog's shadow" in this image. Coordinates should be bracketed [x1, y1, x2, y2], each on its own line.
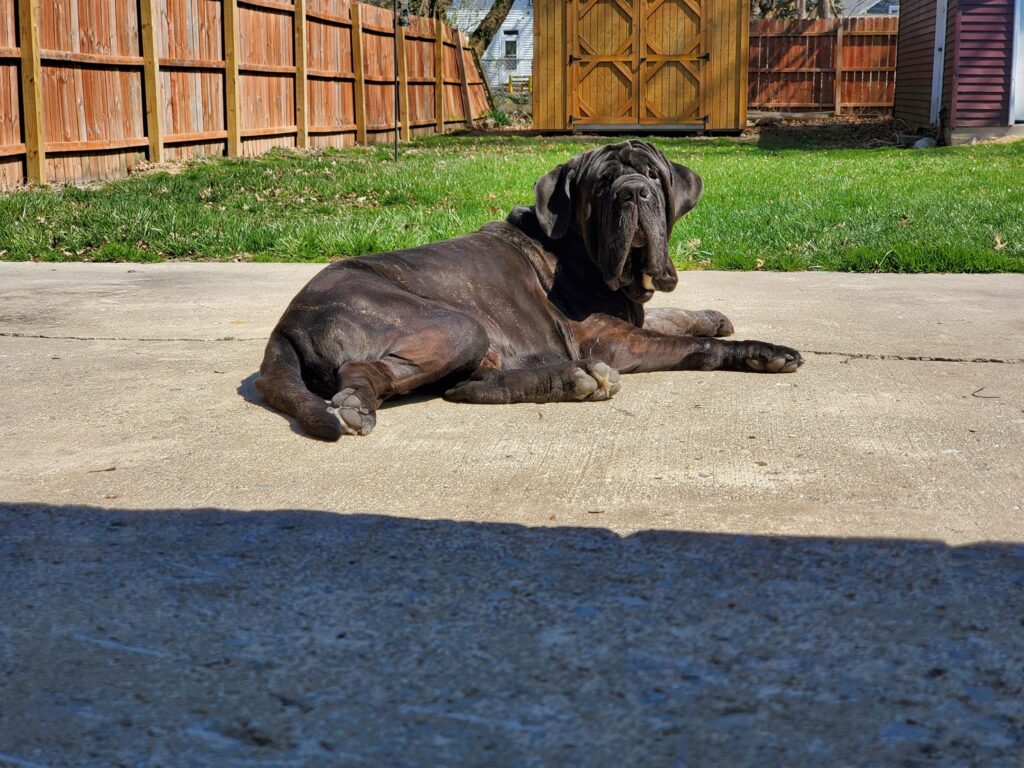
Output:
[238, 372, 437, 438]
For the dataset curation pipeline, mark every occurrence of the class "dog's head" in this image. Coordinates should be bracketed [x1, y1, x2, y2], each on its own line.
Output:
[533, 141, 702, 303]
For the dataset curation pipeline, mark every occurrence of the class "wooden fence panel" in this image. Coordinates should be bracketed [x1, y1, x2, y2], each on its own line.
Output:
[0, 0, 487, 187]
[306, 0, 354, 149]
[462, 39, 487, 120]
[404, 15, 434, 135]
[1, 0, 25, 187]
[40, 0, 147, 183]
[441, 24, 462, 126]
[238, 1, 296, 156]
[159, 0, 225, 162]
[748, 17, 898, 112]
[361, 3, 396, 140]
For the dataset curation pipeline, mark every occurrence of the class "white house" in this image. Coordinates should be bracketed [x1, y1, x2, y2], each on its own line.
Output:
[843, 0, 900, 13]
[452, 0, 534, 91]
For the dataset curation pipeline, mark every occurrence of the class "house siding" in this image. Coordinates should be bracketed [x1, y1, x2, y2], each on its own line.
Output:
[894, 0, 940, 129]
[949, 0, 1014, 126]
[453, 0, 534, 90]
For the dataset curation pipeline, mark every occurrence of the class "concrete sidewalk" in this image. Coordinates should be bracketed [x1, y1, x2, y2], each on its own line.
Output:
[1, 264, 1022, 766]
[1, 264, 1021, 541]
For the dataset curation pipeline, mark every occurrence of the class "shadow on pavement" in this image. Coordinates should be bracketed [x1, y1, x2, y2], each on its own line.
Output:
[2, 503, 1022, 767]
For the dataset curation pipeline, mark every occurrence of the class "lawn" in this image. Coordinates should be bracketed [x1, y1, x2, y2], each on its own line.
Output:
[1, 133, 1022, 272]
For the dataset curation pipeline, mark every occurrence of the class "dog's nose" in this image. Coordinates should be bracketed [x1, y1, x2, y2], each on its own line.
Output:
[618, 179, 652, 203]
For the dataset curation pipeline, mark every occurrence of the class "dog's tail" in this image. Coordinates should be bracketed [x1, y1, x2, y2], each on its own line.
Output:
[256, 331, 344, 441]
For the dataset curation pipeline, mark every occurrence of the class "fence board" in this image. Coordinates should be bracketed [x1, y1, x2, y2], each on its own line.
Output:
[2, 1, 21, 190]
[0, 0, 487, 186]
[748, 17, 898, 112]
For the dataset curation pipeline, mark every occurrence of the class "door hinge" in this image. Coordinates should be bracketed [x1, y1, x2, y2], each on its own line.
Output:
[568, 54, 579, 64]
[701, 114, 709, 124]
[568, 114, 575, 125]
[698, 52, 710, 62]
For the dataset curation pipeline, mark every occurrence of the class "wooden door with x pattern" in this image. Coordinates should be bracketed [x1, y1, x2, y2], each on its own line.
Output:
[569, 0, 706, 127]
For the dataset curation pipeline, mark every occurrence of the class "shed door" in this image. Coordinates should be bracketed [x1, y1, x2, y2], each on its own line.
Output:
[639, 0, 704, 125]
[569, 0, 705, 126]
[569, 0, 641, 125]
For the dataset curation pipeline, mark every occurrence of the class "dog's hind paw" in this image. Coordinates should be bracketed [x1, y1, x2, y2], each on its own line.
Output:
[574, 361, 621, 401]
[329, 388, 377, 436]
[296, 404, 347, 441]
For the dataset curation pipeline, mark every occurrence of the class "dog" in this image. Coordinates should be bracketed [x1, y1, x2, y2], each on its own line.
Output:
[256, 140, 802, 440]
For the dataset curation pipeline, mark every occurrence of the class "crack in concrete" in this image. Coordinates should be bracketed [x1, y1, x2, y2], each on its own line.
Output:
[3, 332, 1021, 365]
[0, 331, 265, 343]
[804, 350, 1023, 365]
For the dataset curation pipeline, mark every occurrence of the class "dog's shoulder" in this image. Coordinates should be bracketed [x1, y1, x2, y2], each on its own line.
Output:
[479, 208, 545, 254]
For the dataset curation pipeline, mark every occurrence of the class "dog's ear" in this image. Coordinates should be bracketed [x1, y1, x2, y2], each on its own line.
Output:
[667, 162, 703, 225]
[534, 162, 577, 240]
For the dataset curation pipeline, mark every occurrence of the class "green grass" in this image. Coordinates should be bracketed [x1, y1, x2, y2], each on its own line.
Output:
[1, 134, 1022, 272]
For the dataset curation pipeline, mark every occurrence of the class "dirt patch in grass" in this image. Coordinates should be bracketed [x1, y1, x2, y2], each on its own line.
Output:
[748, 115, 901, 149]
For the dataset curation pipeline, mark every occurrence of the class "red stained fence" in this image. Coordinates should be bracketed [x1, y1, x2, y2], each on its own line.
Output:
[0, 0, 488, 188]
[748, 17, 899, 112]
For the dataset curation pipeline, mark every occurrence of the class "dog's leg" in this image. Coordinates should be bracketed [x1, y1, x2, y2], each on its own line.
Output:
[257, 332, 351, 441]
[643, 308, 734, 338]
[576, 314, 802, 374]
[329, 316, 490, 435]
[444, 359, 621, 404]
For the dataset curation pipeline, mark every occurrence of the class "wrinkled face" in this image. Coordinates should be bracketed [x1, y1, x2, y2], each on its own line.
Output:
[534, 141, 703, 303]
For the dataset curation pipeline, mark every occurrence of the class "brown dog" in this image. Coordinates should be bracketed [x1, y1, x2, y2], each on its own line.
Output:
[257, 141, 802, 439]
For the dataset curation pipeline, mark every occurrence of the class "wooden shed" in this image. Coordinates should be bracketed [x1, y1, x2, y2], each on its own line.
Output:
[532, 0, 750, 132]
[894, 0, 1024, 143]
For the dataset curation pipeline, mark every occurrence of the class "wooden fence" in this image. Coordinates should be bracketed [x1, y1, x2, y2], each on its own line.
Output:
[0, 0, 489, 188]
[748, 17, 898, 112]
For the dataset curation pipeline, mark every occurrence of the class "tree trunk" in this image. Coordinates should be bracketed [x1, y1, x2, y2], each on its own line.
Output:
[468, 0, 515, 58]
[390, 0, 452, 18]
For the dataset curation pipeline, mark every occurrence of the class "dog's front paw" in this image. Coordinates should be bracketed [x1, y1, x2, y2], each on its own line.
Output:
[742, 343, 803, 373]
[573, 361, 621, 401]
[695, 310, 735, 337]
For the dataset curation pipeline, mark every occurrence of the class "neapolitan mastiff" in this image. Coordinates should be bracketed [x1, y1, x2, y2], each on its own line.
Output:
[257, 141, 802, 439]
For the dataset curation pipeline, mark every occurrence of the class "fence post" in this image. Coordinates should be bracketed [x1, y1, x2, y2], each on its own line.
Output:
[434, 16, 444, 134]
[351, 3, 367, 144]
[294, 0, 308, 148]
[139, 0, 164, 163]
[455, 30, 473, 128]
[18, 0, 46, 183]
[833, 20, 843, 116]
[224, 0, 242, 156]
[397, 25, 411, 142]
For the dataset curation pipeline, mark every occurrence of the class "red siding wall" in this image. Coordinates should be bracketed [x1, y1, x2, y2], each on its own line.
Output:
[949, 0, 1014, 127]
[895, 0, 939, 129]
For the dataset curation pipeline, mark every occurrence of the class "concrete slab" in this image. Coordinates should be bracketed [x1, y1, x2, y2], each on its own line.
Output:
[1, 263, 1022, 766]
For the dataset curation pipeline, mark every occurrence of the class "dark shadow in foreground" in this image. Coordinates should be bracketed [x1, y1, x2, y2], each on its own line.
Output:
[2, 503, 1022, 767]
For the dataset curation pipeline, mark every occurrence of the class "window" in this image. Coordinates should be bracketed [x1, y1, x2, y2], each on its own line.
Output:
[504, 33, 518, 59]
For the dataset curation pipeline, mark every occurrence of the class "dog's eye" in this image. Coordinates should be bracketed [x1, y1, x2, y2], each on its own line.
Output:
[648, 169, 659, 180]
